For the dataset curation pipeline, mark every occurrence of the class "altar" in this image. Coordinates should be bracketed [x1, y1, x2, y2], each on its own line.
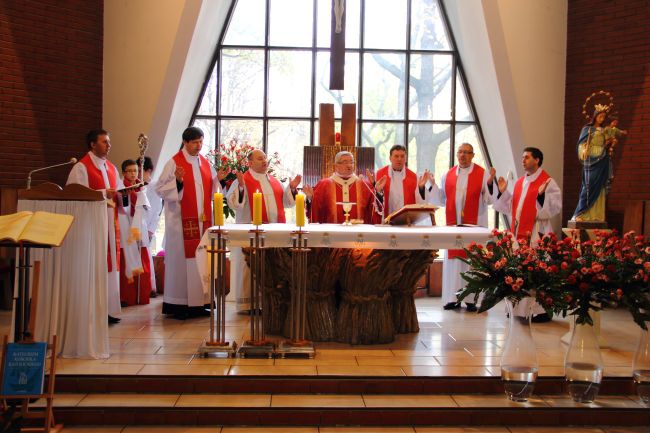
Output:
[198, 224, 491, 345]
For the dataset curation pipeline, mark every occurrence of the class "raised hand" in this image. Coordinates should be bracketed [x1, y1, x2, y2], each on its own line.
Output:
[217, 167, 229, 181]
[375, 175, 387, 193]
[365, 168, 376, 185]
[538, 178, 552, 195]
[488, 167, 496, 185]
[235, 170, 245, 188]
[289, 174, 302, 191]
[174, 166, 185, 182]
[497, 176, 508, 194]
[418, 169, 433, 188]
[302, 184, 314, 200]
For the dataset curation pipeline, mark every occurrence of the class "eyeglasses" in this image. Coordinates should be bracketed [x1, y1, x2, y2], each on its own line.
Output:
[457, 151, 474, 155]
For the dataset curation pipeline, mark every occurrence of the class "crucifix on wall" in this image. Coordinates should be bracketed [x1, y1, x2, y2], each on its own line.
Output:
[330, 0, 346, 90]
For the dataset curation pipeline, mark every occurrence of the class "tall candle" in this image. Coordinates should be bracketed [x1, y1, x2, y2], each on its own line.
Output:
[295, 192, 305, 227]
[213, 192, 224, 226]
[252, 189, 263, 226]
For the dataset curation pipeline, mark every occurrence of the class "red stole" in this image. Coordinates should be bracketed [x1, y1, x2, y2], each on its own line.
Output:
[376, 166, 418, 215]
[446, 164, 485, 259]
[512, 169, 550, 240]
[243, 171, 286, 223]
[172, 151, 213, 258]
[79, 153, 121, 271]
[123, 178, 140, 217]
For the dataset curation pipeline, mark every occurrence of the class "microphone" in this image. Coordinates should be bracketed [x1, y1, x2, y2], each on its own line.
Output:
[26, 157, 78, 189]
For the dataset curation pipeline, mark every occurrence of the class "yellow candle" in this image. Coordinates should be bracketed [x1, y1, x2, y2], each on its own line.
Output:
[213, 192, 224, 226]
[252, 189, 263, 226]
[295, 192, 305, 227]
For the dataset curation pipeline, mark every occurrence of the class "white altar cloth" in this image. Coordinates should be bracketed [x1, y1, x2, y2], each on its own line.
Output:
[196, 223, 491, 292]
[202, 223, 491, 250]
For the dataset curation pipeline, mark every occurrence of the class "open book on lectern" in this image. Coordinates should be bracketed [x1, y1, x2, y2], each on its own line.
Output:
[0, 211, 74, 247]
[383, 204, 437, 226]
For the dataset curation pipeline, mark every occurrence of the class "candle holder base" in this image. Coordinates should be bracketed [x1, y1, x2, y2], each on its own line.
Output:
[276, 340, 315, 359]
[238, 340, 275, 359]
[198, 340, 237, 358]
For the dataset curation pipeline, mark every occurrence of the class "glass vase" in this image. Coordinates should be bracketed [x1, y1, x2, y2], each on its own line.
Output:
[632, 325, 650, 405]
[500, 298, 538, 402]
[564, 320, 604, 403]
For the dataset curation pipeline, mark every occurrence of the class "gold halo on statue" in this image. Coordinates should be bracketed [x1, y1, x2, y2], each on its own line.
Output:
[582, 90, 614, 121]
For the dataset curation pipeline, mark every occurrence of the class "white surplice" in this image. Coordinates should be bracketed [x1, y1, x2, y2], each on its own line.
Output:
[66, 151, 124, 317]
[385, 167, 427, 215]
[155, 149, 221, 310]
[144, 179, 163, 291]
[428, 164, 493, 305]
[117, 189, 150, 281]
[226, 171, 295, 311]
[492, 168, 562, 317]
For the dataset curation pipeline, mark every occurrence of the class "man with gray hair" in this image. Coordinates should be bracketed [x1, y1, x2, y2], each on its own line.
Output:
[304, 151, 386, 224]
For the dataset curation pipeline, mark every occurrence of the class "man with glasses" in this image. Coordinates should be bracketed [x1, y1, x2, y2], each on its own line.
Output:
[304, 151, 385, 224]
[427, 143, 496, 312]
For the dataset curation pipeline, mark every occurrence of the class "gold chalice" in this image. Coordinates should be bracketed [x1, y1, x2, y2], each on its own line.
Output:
[336, 201, 355, 225]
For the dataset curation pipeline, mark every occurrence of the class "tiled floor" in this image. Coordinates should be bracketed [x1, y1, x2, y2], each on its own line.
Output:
[23, 295, 642, 377]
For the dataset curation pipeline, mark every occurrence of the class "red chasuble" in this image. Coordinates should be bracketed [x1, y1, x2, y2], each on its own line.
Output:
[310, 177, 376, 224]
[172, 151, 213, 258]
[445, 164, 485, 259]
[243, 171, 286, 223]
[375, 166, 418, 215]
[79, 153, 120, 271]
[512, 169, 550, 241]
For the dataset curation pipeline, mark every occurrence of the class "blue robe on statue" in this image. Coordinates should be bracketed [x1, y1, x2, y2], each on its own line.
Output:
[572, 124, 613, 219]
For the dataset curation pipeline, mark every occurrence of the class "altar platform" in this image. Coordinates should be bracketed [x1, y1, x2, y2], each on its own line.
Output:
[1, 297, 648, 430]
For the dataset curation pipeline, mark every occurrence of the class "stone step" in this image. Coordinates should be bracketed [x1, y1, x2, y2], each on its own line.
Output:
[30, 393, 648, 427]
[53, 375, 636, 396]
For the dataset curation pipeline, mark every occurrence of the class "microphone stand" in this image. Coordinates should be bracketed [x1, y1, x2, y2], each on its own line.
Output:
[26, 159, 77, 189]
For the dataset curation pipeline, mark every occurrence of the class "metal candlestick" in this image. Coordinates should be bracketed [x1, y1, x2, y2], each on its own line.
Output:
[199, 228, 236, 357]
[277, 228, 314, 358]
[237, 227, 275, 358]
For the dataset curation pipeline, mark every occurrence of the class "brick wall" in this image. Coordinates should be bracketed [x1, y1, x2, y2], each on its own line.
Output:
[0, 0, 103, 190]
[564, 0, 650, 230]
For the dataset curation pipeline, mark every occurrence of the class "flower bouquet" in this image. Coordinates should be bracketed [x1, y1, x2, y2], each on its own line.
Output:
[208, 139, 286, 219]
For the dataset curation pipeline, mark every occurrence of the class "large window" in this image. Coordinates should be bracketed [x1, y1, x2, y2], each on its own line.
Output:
[192, 0, 494, 227]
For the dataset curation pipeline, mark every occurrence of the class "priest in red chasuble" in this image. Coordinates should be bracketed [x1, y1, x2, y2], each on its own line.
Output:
[427, 143, 496, 313]
[493, 146, 561, 321]
[155, 126, 226, 320]
[226, 148, 302, 313]
[305, 151, 385, 224]
[67, 129, 125, 324]
[375, 144, 431, 216]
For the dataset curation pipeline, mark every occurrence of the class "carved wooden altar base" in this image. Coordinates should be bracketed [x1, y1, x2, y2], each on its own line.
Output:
[257, 247, 437, 345]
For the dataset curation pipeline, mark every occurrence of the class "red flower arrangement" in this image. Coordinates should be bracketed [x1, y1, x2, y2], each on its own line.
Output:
[208, 139, 286, 219]
[458, 229, 650, 329]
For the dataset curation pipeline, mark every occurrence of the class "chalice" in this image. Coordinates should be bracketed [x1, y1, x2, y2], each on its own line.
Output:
[336, 201, 355, 225]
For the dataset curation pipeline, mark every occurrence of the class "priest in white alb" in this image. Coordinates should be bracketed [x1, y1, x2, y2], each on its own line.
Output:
[155, 126, 226, 320]
[427, 143, 495, 312]
[67, 129, 124, 324]
[226, 148, 301, 313]
[375, 144, 430, 217]
[493, 146, 562, 321]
